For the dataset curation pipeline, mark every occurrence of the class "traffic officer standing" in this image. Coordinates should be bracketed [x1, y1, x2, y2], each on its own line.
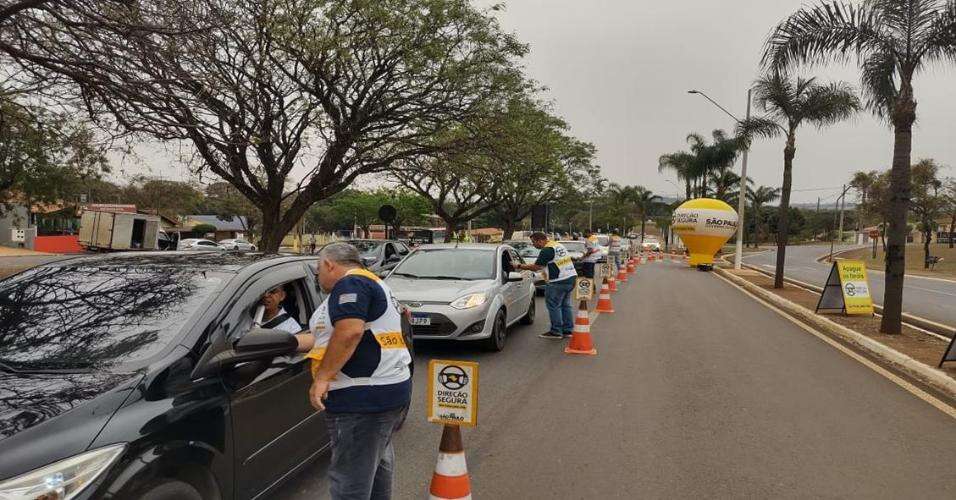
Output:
[515, 231, 577, 339]
[294, 243, 412, 500]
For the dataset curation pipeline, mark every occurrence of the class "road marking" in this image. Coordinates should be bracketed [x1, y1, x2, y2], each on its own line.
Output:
[906, 285, 956, 297]
[712, 272, 956, 420]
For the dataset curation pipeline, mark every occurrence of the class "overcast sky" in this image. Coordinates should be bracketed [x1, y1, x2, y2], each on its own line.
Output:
[120, 0, 956, 207]
[478, 0, 956, 205]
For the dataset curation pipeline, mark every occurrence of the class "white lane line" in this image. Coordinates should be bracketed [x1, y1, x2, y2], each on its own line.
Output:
[712, 272, 956, 420]
[906, 285, 956, 297]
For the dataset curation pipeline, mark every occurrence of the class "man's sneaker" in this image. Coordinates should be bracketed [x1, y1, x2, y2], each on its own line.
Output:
[562, 332, 574, 338]
[538, 331, 563, 340]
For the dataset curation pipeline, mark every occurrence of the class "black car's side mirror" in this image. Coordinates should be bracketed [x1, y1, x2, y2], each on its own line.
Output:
[193, 328, 298, 379]
[234, 328, 298, 354]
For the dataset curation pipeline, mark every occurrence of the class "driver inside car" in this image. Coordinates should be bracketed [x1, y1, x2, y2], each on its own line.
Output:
[258, 285, 303, 334]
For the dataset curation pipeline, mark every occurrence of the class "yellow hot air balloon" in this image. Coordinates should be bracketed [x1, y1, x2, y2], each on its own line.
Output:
[672, 198, 739, 269]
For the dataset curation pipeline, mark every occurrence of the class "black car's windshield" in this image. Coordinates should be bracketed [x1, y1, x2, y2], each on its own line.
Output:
[0, 264, 224, 372]
[390, 249, 495, 280]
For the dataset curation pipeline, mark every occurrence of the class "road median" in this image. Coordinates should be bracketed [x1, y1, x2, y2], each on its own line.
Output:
[714, 266, 956, 402]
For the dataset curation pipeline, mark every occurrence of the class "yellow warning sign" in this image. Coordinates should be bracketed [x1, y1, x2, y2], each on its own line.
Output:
[836, 260, 875, 315]
[427, 359, 478, 427]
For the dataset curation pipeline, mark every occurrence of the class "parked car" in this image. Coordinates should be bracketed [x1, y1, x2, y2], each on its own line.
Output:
[385, 243, 535, 351]
[0, 252, 413, 500]
[177, 238, 226, 251]
[219, 238, 258, 252]
[641, 240, 662, 252]
[347, 239, 411, 276]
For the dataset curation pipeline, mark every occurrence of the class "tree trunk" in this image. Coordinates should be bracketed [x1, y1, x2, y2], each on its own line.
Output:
[257, 203, 286, 253]
[502, 218, 516, 241]
[774, 136, 796, 289]
[923, 228, 931, 269]
[685, 179, 692, 200]
[754, 207, 761, 248]
[444, 220, 460, 240]
[880, 87, 916, 335]
[950, 212, 955, 249]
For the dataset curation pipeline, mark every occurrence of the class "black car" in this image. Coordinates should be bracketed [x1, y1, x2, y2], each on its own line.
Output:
[0, 252, 413, 500]
[347, 239, 410, 276]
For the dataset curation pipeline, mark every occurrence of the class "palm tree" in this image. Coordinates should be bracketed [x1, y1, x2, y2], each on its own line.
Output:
[709, 170, 753, 206]
[632, 186, 662, 242]
[747, 185, 781, 247]
[737, 72, 859, 289]
[686, 130, 742, 197]
[762, 0, 956, 332]
[658, 151, 695, 200]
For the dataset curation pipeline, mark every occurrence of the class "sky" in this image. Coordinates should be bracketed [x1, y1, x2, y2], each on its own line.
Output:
[117, 0, 956, 207]
[475, 0, 956, 205]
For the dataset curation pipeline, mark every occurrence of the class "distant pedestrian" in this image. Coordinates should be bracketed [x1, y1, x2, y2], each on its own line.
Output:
[579, 230, 600, 279]
[515, 231, 577, 339]
[309, 234, 317, 255]
[294, 243, 412, 500]
[609, 232, 623, 270]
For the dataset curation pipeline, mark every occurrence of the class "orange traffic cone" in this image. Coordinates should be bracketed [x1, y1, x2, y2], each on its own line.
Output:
[430, 425, 471, 500]
[595, 278, 614, 313]
[607, 267, 618, 292]
[616, 263, 628, 283]
[566, 300, 597, 355]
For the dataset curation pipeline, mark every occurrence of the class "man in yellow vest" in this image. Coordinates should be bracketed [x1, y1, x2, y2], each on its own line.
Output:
[515, 231, 578, 340]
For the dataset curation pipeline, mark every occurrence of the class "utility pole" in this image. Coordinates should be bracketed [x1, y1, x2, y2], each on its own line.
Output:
[733, 88, 752, 270]
[838, 184, 847, 245]
[588, 200, 593, 232]
[816, 197, 820, 213]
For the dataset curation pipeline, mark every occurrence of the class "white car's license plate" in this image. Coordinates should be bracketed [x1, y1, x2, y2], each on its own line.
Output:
[410, 315, 431, 326]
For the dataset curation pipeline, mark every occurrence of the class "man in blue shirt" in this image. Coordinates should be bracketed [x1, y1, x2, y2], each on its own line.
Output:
[295, 243, 411, 500]
[515, 232, 578, 339]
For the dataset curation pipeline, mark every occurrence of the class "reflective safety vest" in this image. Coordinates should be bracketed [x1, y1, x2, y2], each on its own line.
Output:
[544, 241, 577, 282]
[306, 268, 411, 390]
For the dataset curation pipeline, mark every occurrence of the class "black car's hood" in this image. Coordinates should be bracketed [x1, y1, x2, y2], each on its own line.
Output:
[0, 370, 142, 480]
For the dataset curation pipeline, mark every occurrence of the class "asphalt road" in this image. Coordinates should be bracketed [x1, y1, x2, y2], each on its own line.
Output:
[742, 245, 956, 330]
[276, 259, 956, 499]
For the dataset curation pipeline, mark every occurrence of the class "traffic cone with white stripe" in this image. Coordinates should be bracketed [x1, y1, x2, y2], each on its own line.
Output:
[595, 277, 614, 313]
[608, 269, 618, 292]
[616, 263, 628, 283]
[430, 425, 471, 500]
[566, 300, 597, 355]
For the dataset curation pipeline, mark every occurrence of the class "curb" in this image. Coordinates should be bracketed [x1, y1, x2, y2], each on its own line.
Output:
[729, 256, 956, 340]
[714, 267, 956, 401]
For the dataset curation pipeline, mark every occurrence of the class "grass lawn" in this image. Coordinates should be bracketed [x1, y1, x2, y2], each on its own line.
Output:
[840, 243, 956, 279]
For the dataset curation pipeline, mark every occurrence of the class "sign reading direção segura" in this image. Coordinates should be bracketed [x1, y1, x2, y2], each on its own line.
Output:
[427, 359, 478, 427]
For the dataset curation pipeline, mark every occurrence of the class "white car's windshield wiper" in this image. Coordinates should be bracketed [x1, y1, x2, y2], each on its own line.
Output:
[418, 275, 476, 280]
[391, 272, 420, 278]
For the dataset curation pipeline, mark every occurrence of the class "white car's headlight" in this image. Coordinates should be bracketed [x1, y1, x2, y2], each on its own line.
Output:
[0, 443, 126, 500]
[450, 293, 488, 310]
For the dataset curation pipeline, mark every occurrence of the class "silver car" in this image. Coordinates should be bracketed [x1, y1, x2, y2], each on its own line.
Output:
[219, 238, 258, 252]
[177, 238, 226, 251]
[384, 244, 536, 351]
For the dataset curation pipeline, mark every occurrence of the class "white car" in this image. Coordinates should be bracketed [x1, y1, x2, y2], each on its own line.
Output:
[219, 238, 258, 252]
[641, 240, 662, 252]
[177, 238, 226, 251]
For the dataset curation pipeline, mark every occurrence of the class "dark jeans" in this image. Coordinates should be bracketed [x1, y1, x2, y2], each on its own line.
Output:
[580, 262, 595, 278]
[324, 405, 408, 500]
[544, 278, 575, 334]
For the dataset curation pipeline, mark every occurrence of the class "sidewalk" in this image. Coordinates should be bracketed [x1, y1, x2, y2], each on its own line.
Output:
[0, 246, 52, 256]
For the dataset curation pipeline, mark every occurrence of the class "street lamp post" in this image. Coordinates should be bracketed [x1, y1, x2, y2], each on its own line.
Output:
[687, 88, 752, 270]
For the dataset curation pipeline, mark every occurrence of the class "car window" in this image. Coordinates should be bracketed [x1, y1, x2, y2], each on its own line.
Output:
[389, 249, 495, 280]
[0, 264, 225, 372]
[231, 277, 311, 340]
[384, 243, 396, 259]
[396, 243, 410, 255]
[561, 242, 586, 253]
[350, 240, 383, 255]
[198, 241, 216, 246]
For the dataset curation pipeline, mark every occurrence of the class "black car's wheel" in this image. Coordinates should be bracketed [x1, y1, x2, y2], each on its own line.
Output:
[520, 295, 535, 325]
[482, 309, 507, 351]
[138, 480, 202, 500]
